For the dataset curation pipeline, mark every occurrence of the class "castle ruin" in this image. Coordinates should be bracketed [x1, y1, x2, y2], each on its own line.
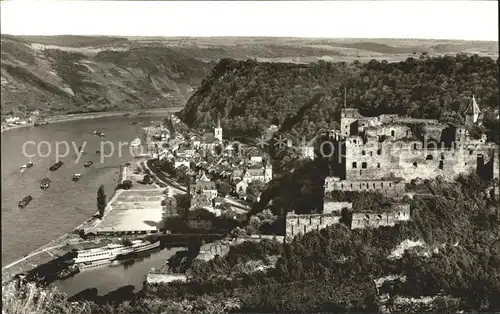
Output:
[285, 95, 498, 240]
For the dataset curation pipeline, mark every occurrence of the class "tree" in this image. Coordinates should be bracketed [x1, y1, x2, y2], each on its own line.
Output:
[97, 185, 107, 219]
[216, 180, 231, 197]
[246, 180, 266, 203]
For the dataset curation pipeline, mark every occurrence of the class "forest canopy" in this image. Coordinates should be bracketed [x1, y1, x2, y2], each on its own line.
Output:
[179, 54, 499, 142]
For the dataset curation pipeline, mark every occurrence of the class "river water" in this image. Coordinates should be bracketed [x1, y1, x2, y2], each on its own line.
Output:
[1, 114, 173, 266]
[54, 247, 183, 297]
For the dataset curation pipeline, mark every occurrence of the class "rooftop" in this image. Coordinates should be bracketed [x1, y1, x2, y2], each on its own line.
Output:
[465, 95, 481, 115]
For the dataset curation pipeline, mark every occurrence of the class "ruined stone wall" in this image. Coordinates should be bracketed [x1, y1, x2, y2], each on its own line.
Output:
[344, 135, 497, 181]
[324, 178, 406, 197]
[363, 124, 412, 140]
[421, 124, 447, 140]
[286, 212, 341, 239]
[323, 201, 352, 214]
[340, 109, 362, 136]
[351, 204, 410, 229]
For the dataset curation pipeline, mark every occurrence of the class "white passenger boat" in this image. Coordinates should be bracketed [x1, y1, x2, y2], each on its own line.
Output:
[73, 240, 160, 265]
[73, 243, 125, 264]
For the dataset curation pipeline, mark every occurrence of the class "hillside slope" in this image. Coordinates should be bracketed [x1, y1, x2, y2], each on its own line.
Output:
[178, 55, 499, 140]
[1, 36, 212, 117]
[2, 35, 498, 118]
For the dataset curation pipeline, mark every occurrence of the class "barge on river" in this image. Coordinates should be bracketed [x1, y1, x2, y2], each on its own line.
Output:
[49, 161, 64, 171]
[40, 177, 51, 189]
[20, 161, 34, 173]
[18, 195, 33, 208]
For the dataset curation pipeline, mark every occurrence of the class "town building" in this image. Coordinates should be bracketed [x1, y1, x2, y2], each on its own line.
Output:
[190, 173, 218, 200]
[194, 116, 223, 150]
[5, 116, 20, 123]
[185, 208, 215, 230]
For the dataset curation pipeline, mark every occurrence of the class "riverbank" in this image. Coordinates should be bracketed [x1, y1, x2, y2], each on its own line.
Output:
[1, 107, 182, 134]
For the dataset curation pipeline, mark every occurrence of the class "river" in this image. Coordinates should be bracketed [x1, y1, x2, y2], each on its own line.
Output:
[1, 113, 173, 266]
[53, 247, 183, 297]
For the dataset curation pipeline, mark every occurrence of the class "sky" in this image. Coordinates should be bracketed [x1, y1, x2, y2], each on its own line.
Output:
[1, 1, 498, 41]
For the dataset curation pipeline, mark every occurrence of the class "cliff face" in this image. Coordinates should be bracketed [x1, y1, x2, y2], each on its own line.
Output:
[1, 36, 212, 116]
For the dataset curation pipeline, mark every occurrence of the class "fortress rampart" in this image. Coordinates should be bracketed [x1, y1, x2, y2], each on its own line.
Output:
[351, 203, 411, 229]
[285, 201, 351, 239]
[324, 177, 406, 197]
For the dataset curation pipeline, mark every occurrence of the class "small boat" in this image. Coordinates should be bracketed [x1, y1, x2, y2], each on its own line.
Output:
[96, 150, 100, 155]
[130, 138, 142, 148]
[84, 161, 93, 167]
[72, 173, 82, 181]
[130, 121, 138, 125]
[93, 131, 105, 137]
[20, 161, 34, 173]
[49, 161, 64, 171]
[40, 177, 51, 189]
[18, 195, 33, 208]
[55, 265, 80, 279]
[78, 146, 86, 153]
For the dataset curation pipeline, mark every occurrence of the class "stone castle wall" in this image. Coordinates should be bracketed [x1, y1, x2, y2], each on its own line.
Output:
[323, 201, 352, 214]
[285, 202, 350, 239]
[337, 108, 498, 183]
[343, 135, 497, 181]
[324, 177, 406, 197]
[351, 204, 411, 229]
[286, 213, 341, 239]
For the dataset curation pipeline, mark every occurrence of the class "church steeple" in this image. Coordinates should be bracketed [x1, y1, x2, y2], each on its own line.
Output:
[214, 114, 223, 142]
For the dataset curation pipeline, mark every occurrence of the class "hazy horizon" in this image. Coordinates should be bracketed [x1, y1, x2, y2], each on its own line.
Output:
[2, 34, 498, 43]
[1, 1, 498, 41]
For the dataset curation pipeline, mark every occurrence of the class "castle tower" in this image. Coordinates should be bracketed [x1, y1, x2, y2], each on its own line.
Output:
[465, 95, 481, 126]
[214, 115, 223, 142]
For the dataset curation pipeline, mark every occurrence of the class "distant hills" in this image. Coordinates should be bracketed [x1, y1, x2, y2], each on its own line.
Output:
[1, 35, 498, 118]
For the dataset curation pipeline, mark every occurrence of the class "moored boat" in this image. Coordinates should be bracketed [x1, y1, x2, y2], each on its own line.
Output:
[130, 138, 142, 148]
[55, 264, 80, 280]
[40, 177, 51, 189]
[18, 195, 33, 208]
[20, 160, 34, 173]
[49, 161, 64, 171]
[84, 161, 93, 167]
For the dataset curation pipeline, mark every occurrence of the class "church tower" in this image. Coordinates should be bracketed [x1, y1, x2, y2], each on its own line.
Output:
[214, 115, 223, 142]
[465, 95, 481, 126]
[264, 163, 273, 183]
